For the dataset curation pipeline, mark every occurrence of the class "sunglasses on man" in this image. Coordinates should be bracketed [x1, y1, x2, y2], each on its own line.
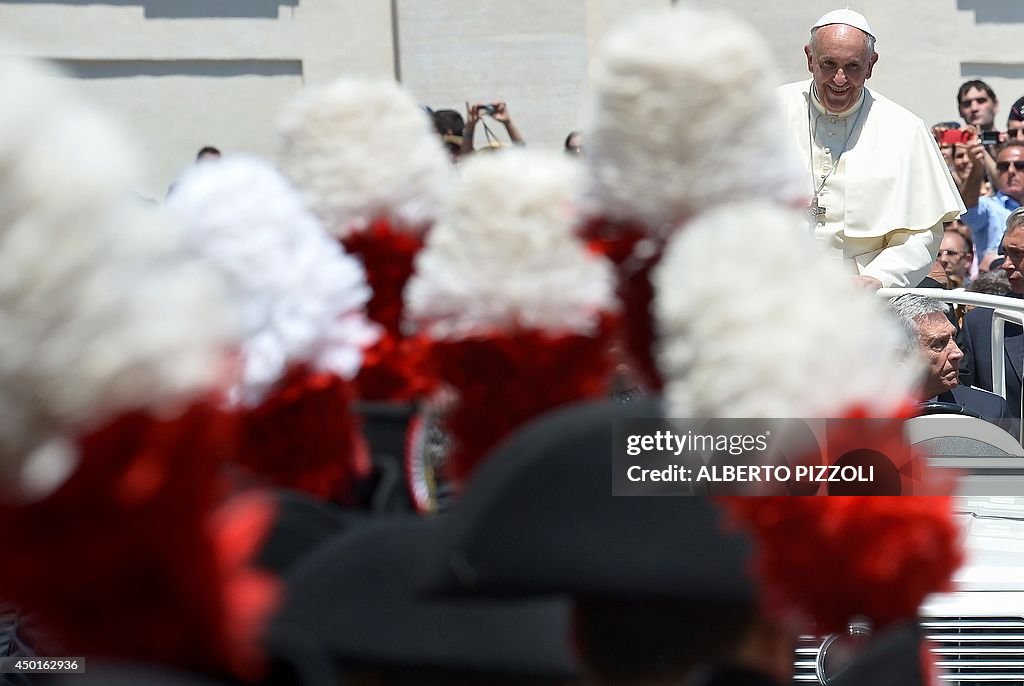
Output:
[996, 160, 1024, 172]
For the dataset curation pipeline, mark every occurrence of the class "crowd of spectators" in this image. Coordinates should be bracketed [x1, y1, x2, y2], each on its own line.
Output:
[423, 103, 527, 163]
[931, 80, 1024, 287]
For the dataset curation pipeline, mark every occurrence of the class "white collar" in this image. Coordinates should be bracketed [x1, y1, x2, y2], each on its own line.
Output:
[810, 83, 865, 119]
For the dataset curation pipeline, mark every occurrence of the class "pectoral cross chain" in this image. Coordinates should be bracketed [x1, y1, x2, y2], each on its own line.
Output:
[807, 197, 826, 218]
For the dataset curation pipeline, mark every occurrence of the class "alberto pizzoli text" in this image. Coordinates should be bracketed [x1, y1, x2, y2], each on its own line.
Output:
[626, 463, 875, 484]
[623, 430, 875, 485]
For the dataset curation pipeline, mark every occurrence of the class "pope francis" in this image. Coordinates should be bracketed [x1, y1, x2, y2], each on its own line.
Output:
[779, 9, 965, 289]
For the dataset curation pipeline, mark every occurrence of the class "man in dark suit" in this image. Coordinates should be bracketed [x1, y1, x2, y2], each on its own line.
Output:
[962, 307, 1021, 418]
[937, 379, 1013, 422]
[891, 293, 1012, 424]
[962, 209, 1024, 420]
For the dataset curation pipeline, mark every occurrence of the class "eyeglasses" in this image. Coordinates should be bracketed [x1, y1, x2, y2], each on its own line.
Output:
[937, 249, 967, 257]
[997, 161, 1024, 172]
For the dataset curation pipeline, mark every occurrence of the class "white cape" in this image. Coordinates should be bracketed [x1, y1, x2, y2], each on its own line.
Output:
[779, 80, 965, 238]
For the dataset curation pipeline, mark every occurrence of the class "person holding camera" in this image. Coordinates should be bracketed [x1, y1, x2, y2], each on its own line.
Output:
[937, 128, 977, 191]
[952, 80, 1008, 198]
[778, 9, 964, 290]
[460, 101, 524, 157]
[961, 140, 1024, 264]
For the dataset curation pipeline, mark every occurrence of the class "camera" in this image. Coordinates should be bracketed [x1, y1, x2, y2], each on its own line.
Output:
[981, 129, 1002, 146]
[939, 129, 972, 146]
[480, 104, 498, 115]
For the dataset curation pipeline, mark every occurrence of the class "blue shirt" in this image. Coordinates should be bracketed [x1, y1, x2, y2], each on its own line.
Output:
[962, 191, 1021, 256]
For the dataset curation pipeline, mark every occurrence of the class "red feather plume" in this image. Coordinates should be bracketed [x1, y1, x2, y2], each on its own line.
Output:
[342, 217, 435, 401]
[720, 405, 963, 634]
[355, 331, 434, 403]
[0, 403, 280, 681]
[236, 364, 370, 503]
[431, 315, 618, 484]
[578, 216, 665, 390]
[723, 495, 962, 634]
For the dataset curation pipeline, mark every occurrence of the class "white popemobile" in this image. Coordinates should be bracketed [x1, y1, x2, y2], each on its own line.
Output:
[796, 290, 1024, 685]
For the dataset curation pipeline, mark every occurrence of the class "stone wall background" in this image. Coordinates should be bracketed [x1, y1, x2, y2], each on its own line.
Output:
[1, 1, 1017, 198]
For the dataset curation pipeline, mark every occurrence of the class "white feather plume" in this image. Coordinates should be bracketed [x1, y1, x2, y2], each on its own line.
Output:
[654, 201, 921, 418]
[277, 78, 451, 238]
[406, 149, 617, 340]
[581, 4, 805, 235]
[167, 155, 380, 407]
[0, 57, 237, 492]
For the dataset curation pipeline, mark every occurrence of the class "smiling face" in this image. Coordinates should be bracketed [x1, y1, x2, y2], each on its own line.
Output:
[953, 145, 972, 180]
[940, 144, 972, 182]
[804, 24, 878, 113]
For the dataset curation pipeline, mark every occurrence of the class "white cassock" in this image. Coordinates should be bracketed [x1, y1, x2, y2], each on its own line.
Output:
[779, 80, 965, 287]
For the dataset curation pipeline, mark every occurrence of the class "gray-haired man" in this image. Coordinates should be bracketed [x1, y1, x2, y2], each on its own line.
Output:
[892, 293, 1010, 423]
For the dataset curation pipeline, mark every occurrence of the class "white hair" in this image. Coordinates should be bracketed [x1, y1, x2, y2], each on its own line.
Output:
[0, 57, 237, 496]
[654, 201, 920, 418]
[888, 293, 948, 326]
[277, 78, 452, 238]
[406, 149, 617, 339]
[888, 294, 950, 360]
[167, 155, 380, 407]
[580, 4, 805, 236]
